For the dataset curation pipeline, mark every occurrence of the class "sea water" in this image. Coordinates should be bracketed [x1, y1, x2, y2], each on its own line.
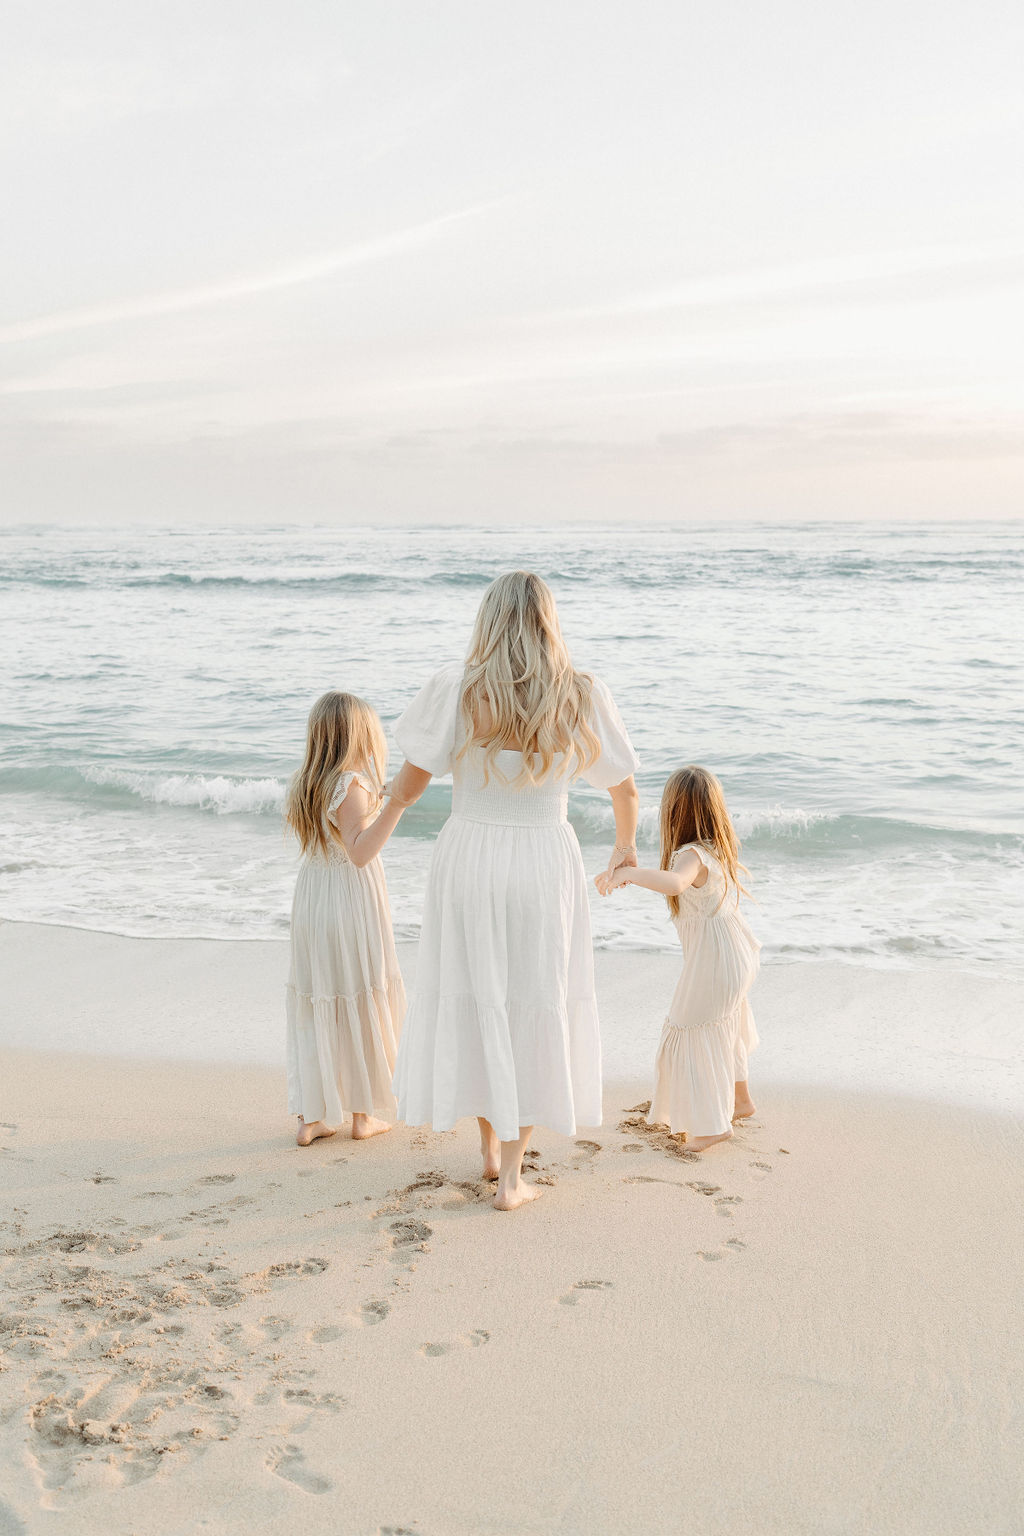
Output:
[2, 521, 1022, 974]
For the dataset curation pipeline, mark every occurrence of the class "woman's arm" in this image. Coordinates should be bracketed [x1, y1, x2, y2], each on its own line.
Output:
[597, 848, 702, 897]
[387, 761, 432, 808]
[333, 764, 429, 872]
[605, 775, 640, 879]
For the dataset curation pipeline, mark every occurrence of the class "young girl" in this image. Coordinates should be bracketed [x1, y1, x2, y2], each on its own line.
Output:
[284, 691, 407, 1146]
[597, 766, 760, 1151]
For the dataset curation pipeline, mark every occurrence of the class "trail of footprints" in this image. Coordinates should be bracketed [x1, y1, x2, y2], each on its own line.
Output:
[1, 1115, 775, 1509]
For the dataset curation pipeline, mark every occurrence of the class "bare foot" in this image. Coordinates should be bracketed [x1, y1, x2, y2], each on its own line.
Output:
[494, 1181, 543, 1212]
[732, 1096, 756, 1120]
[480, 1123, 500, 1181]
[351, 1114, 392, 1140]
[684, 1130, 733, 1152]
[297, 1119, 336, 1147]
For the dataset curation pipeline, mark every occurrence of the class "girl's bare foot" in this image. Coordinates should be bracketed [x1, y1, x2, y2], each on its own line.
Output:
[478, 1118, 501, 1180]
[684, 1130, 733, 1152]
[732, 1082, 756, 1119]
[494, 1180, 543, 1212]
[297, 1118, 336, 1147]
[351, 1114, 392, 1140]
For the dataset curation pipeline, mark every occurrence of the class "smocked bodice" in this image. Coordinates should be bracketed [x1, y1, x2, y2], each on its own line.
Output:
[451, 749, 570, 827]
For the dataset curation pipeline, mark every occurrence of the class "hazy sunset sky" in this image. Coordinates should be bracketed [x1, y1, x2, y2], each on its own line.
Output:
[3, 1, 1022, 522]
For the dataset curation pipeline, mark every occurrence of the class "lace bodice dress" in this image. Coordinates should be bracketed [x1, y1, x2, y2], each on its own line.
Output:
[648, 843, 760, 1137]
[285, 772, 406, 1123]
[391, 663, 639, 1141]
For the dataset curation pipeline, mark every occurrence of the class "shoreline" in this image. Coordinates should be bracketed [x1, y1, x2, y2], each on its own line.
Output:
[2, 920, 1021, 1114]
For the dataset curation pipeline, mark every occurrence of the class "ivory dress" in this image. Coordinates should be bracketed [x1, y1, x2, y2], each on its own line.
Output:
[286, 772, 406, 1125]
[648, 843, 760, 1137]
[392, 663, 639, 1143]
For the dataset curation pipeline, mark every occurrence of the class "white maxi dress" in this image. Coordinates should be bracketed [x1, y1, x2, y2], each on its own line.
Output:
[648, 843, 760, 1137]
[392, 664, 639, 1143]
[286, 772, 406, 1124]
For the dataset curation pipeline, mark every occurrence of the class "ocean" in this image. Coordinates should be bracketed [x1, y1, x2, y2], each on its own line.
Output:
[2, 521, 1022, 974]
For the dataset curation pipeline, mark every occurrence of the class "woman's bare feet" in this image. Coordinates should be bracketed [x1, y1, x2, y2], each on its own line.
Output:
[732, 1081, 756, 1120]
[478, 1118, 501, 1180]
[351, 1114, 392, 1140]
[296, 1118, 336, 1147]
[493, 1124, 541, 1209]
[684, 1130, 733, 1152]
[494, 1179, 543, 1212]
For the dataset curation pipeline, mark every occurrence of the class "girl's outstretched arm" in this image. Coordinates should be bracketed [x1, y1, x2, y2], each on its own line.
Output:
[332, 772, 415, 869]
[335, 760, 432, 869]
[596, 848, 703, 897]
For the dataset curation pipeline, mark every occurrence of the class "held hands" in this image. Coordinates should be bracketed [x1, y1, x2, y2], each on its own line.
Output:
[595, 862, 635, 897]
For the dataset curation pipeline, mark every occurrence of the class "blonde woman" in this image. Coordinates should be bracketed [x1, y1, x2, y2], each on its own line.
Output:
[384, 572, 640, 1210]
[284, 692, 408, 1146]
[597, 766, 760, 1151]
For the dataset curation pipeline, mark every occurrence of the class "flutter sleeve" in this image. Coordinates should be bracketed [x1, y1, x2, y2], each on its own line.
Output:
[393, 662, 465, 777]
[325, 770, 375, 828]
[579, 676, 640, 790]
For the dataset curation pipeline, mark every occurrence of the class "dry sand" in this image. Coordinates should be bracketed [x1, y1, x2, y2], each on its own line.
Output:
[1, 922, 1022, 1535]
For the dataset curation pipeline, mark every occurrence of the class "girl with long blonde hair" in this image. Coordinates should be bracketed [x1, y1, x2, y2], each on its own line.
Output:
[386, 571, 640, 1209]
[284, 691, 407, 1146]
[597, 765, 760, 1150]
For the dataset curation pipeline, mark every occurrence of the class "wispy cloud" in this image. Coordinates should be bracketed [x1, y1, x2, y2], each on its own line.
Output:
[528, 237, 1024, 325]
[0, 200, 505, 346]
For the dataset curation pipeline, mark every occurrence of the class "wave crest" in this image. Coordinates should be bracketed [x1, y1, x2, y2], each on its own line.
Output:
[83, 768, 285, 816]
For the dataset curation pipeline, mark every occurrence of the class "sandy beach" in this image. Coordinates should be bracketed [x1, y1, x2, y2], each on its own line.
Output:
[1, 921, 1022, 1536]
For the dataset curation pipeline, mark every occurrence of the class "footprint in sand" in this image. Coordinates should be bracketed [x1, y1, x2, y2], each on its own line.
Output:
[388, 1219, 432, 1250]
[347, 1300, 390, 1328]
[263, 1258, 330, 1286]
[88, 1174, 118, 1185]
[309, 1323, 347, 1343]
[558, 1280, 613, 1305]
[621, 1174, 683, 1187]
[197, 1174, 236, 1186]
[265, 1444, 332, 1495]
[698, 1238, 748, 1261]
[572, 1140, 601, 1161]
[418, 1329, 489, 1357]
[257, 1315, 293, 1342]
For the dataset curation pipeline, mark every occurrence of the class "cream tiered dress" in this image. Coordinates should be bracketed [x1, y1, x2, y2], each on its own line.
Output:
[286, 772, 406, 1124]
[391, 663, 639, 1143]
[648, 843, 760, 1137]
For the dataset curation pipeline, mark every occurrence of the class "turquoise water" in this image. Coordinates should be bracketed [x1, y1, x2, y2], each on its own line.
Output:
[2, 521, 1022, 971]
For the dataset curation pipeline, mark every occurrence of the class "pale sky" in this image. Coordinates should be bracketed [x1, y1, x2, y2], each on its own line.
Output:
[2, 1, 1023, 523]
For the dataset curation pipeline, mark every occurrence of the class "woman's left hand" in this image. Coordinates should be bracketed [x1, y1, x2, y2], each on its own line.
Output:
[605, 844, 638, 882]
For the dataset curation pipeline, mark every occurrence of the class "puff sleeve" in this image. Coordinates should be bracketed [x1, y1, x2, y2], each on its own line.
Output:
[393, 662, 465, 778]
[578, 676, 640, 790]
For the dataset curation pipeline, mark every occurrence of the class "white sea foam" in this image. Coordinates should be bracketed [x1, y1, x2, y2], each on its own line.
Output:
[84, 768, 286, 816]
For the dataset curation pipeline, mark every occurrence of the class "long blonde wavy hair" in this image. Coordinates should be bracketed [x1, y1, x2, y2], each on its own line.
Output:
[660, 765, 750, 916]
[285, 692, 386, 856]
[457, 570, 601, 784]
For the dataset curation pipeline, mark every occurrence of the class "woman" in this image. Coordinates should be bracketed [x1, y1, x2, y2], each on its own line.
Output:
[384, 571, 639, 1210]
